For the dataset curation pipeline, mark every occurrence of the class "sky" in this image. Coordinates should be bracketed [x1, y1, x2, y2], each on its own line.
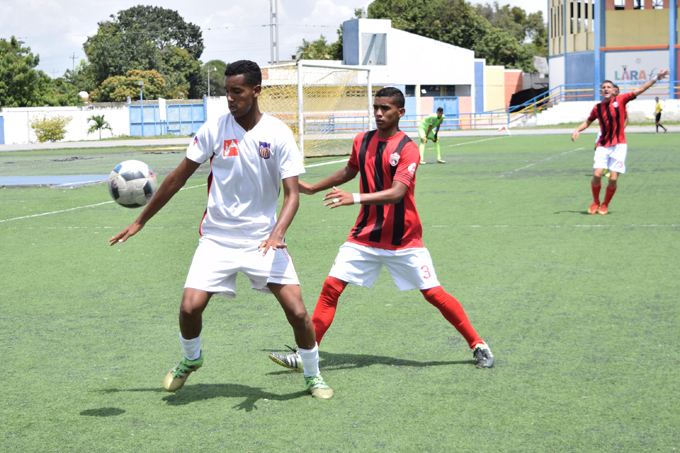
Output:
[1, 0, 548, 78]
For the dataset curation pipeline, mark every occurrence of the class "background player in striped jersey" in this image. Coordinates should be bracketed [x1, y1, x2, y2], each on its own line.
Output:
[571, 69, 669, 215]
[109, 60, 333, 399]
[269, 87, 494, 371]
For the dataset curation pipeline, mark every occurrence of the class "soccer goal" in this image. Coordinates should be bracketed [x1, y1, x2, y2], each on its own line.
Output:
[259, 61, 372, 158]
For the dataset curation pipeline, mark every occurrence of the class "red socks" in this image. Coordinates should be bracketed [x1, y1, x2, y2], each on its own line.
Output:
[591, 183, 602, 205]
[311, 276, 347, 345]
[421, 286, 483, 349]
[602, 185, 617, 207]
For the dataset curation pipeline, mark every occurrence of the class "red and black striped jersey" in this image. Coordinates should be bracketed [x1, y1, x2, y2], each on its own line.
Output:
[588, 92, 636, 148]
[346, 130, 424, 250]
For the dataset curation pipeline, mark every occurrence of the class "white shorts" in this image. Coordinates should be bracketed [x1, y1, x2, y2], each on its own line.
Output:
[184, 237, 299, 298]
[328, 242, 441, 291]
[594, 143, 627, 173]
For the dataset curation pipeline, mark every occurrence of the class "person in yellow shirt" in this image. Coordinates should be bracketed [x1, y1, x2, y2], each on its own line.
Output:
[654, 97, 667, 133]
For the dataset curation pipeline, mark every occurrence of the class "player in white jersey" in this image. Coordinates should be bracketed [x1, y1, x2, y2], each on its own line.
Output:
[109, 60, 333, 399]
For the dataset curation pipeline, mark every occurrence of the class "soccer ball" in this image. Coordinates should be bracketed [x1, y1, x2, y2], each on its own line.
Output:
[108, 160, 157, 208]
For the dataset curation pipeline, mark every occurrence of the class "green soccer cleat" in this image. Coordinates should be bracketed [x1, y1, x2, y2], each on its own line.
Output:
[305, 375, 334, 399]
[163, 353, 203, 392]
[473, 343, 494, 368]
[269, 345, 303, 372]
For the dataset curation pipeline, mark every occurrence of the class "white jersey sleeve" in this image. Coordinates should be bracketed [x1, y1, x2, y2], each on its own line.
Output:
[186, 122, 216, 164]
[277, 126, 305, 179]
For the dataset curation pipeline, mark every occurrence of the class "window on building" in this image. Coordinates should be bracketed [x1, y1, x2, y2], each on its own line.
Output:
[404, 85, 415, 97]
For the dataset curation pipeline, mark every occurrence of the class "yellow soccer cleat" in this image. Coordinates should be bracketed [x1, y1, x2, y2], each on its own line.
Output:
[163, 353, 203, 392]
[305, 375, 334, 399]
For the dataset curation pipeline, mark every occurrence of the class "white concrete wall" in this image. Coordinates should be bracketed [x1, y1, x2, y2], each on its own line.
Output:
[346, 19, 475, 86]
[1, 105, 129, 145]
[534, 99, 680, 126]
[549, 56, 565, 93]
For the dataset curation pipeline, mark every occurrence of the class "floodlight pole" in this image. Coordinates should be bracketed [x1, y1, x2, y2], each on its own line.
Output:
[207, 67, 216, 97]
[297, 60, 304, 158]
[138, 81, 145, 137]
[270, 0, 279, 64]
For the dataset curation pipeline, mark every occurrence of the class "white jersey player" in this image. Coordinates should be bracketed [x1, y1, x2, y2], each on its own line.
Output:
[109, 60, 333, 399]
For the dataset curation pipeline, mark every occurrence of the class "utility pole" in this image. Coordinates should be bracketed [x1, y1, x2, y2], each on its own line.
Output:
[50, 69, 58, 79]
[70, 53, 77, 71]
[269, 0, 279, 64]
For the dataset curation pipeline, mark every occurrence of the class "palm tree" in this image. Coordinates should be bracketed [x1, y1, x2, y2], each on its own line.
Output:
[87, 114, 113, 139]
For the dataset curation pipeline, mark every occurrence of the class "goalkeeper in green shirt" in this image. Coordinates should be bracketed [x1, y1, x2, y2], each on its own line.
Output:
[418, 107, 445, 164]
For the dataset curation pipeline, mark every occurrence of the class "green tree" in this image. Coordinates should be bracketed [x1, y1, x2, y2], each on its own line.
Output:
[296, 35, 334, 60]
[83, 6, 204, 97]
[90, 69, 166, 102]
[475, 2, 547, 56]
[0, 36, 44, 107]
[63, 59, 98, 93]
[87, 114, 113, 139]
[201, 60, 228, 97]
[366, 0, 537, 72]
[0, 36, 82, 107]
[30, 114, 72, 142]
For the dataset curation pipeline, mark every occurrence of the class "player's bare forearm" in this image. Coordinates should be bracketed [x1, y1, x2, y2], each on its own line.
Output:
[109, 157, 199, 245]
[571, 120, 592, 141]
[260, 176, 299, 254]
[323, 180, 408, 208]
[634, 69, 669, 97]
[300, 166, 358, 195]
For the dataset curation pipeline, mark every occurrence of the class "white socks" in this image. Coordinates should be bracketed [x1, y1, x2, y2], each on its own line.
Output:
[298, 343, 320, 377]
[180, 333, 202, 361]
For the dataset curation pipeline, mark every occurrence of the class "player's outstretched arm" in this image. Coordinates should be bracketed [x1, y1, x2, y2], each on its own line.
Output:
[324, 181, 408, 209]
[108, 157, 201, 245]
[259, 176, 300, 255]
[634, 69, 670, 97]
[299, 165, 358, 195]
[571, 119, 593, 142]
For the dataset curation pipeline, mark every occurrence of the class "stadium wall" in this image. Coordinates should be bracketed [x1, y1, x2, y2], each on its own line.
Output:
[484, 66, 506, 111]
[565, 51, 595, 85]
[0, 105, 129, 145]
[504, 70, 523, 107]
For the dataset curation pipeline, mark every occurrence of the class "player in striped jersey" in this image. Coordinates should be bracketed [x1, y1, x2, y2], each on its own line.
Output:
[269, 87, 494, 370]
[572, 69, 669, 215]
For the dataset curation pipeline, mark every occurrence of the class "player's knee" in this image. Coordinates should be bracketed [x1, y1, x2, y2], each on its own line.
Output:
[286, 306, 310, 329]
[421, 286, 444, 304]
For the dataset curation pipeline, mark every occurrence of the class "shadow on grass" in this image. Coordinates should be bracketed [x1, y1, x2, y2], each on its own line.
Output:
[554, 210, 598, 215]
[80, 407, 126, 417]
[102, 384, 307, 412]
[265, 350, 472, 374]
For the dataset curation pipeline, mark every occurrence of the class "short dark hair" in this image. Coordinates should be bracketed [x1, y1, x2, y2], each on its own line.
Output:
[224, 60, 262, 87]
[601, 80, 614, 87]
[375, 87, 405, 108]
[612, 84, 619, 89]
[436, 107, 444, 113]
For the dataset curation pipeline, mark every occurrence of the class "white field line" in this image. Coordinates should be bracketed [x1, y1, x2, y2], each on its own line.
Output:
[0, 183, 208, 223]
[500, 147, 585, 177]
[441, 137, 503, 149]
[306, 159, 348, 168]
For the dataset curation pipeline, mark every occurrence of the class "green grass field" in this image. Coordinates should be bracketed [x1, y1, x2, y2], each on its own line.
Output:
[1, 133, 678, 452]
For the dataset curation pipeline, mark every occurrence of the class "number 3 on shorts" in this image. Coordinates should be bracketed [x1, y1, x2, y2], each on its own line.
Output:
[421, 265, 431, 279]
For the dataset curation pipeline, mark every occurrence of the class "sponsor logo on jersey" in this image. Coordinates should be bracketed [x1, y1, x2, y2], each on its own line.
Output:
[192, 135, 199, 146]
[408, 162, 416, 174]
[223, 139, 239, 157]
[389, 152, 400, 167]
[259, 141, 271, 159]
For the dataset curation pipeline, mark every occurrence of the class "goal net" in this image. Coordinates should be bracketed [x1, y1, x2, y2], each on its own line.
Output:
[259, 62, 372, 159]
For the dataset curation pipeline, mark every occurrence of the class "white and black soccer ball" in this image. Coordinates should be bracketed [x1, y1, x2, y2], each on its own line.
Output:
[108, 160, 157, 208]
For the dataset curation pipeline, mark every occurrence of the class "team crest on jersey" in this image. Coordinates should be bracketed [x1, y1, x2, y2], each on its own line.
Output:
[192, 135, 199, 146]
[612, 101, 619, 108]
[223, 139, 239, 157]
[389, 152, 400, 167]
[259, 141, 271, 159]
